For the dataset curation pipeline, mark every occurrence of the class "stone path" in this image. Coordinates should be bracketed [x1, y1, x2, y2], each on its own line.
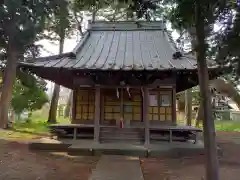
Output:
[89, 155, 144, 180]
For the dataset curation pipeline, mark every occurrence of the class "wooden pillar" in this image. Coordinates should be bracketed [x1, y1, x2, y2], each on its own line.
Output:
[172, 86, 177, 125]
[71, 89, 77, 124]
[94, 87, 100, 143]
[143, 87, 149, 146]
[120, 88, 124, 127]
[185, 89, 193, 126]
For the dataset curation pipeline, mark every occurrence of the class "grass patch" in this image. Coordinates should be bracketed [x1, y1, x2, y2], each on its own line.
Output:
[1, 111, 71, 140]
[13, 121, 49, 134]
[178, 119, 240, 132]
[215, 121, 240, 132]
[12, 115, 70, 135]
[0, 129, 37, 140]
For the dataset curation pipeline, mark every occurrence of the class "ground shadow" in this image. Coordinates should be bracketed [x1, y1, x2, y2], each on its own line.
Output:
[0, 138, 98, 180]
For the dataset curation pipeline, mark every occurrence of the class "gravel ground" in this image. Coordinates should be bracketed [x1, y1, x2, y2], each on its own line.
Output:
[0, 131, 239, 180]
[141, 131, 240, 180]
[0, 139, 98, 180]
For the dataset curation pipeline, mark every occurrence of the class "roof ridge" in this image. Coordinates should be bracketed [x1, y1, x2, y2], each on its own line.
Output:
[72, 31, 90, 54]
[88, 20, 167, 31]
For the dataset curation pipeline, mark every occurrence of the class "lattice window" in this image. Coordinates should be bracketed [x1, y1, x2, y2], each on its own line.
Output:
[148, 89, 172, 121]
[102, 89, 121, 121]
[76, 88, 95, 121]
[123, 89, 142, 121]
[102, 88, 142, 121]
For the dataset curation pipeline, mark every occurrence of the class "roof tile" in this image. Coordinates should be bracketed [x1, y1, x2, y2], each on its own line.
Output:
[20, 21, 200, 71]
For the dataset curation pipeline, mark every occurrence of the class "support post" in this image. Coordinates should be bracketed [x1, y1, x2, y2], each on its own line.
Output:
[143, 87, 149, 146]
[172, 86, 177, 125]
[73, 127, 77, 140]
[71, 89, 77, 124]
[120, 88, 124, 127]
[169, 130, 172, 143]
[94, 86, 101, 143]
[185, 89, 192, 126]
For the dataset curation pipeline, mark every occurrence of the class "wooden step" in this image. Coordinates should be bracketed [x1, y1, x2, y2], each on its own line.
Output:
[100, 131, 142, 136]
[100, 139, 144, 145]
[100, 135, 143, 140]
[100, 127, 144, 144]
[100, 136, 144, 140]
[100, 127, 141, 132]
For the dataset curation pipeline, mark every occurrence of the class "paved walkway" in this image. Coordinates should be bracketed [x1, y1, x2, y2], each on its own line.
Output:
[89, 155, 144, 180]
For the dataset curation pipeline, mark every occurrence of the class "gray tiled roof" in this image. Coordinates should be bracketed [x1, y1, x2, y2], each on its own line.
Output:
[20, 21, 203, 71]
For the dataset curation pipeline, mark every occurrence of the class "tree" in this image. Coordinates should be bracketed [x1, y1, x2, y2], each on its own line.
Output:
[194, 2, 220, 178]
[167, 0, 240, 178]
[168, 0, 240, 127]
[64, 91, 73, 118]
[164, 0, 231, 178]
[0, 0, 64, 128]
[11, 75, 48, 119]
[46, 0, 73, 123]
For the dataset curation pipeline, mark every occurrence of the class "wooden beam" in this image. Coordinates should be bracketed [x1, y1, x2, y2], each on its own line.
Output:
[94, 86, 101, 143]
[73, 77, 95, 86]
[71, 89, 77, 124]
[143, 87, 150, 146]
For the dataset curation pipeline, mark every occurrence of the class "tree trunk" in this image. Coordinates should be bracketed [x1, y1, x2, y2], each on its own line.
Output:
[64, 91, 73, 118]
[185, 89, 192, 126]
[47, 36, 64, 123]
[48, 84, 61, 123]
[195, 2, 219, 179]
[0, 50, 18, 129]
[92, 8, 96, 22]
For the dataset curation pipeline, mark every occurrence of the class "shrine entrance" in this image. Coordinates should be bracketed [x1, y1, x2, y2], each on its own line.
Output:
[100, 88, 142, 127]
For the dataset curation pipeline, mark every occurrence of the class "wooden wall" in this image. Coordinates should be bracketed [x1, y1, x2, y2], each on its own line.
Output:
[74, 87, 173, 123]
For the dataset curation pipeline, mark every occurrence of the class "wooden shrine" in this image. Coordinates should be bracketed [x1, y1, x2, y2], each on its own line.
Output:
[19, 21, 222, 145]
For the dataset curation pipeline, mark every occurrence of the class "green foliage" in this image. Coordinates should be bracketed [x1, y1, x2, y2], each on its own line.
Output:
[44, 0, 74, 41]
[165, 0, 240, 83]
[126, 0, 158, 19]
[0, 0, 64, 53]
[11, 72, 48, 115]
[73, 0, 158, 20]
